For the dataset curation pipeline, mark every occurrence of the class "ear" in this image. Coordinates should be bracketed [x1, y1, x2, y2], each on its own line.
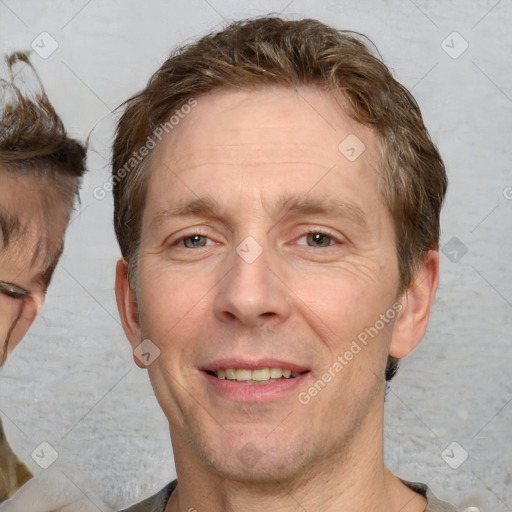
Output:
[389, 250, 439, 359]
[115, 259, 145, 369]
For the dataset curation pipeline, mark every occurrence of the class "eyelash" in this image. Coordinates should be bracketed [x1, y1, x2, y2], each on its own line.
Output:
[0, 282, 29, 301]
[173, 229, 214, 249]
[296, 231, 338, 248]
[172, 229, 340, 249]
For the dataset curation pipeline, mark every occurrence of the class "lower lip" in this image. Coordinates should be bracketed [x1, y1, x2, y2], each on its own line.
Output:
[202, 371, 309, 403]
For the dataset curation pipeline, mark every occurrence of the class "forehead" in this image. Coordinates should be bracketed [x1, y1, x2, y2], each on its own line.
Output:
[143, 85, 383, 228]
[158, 85, 376, 169]
[0, 171, 69, 282]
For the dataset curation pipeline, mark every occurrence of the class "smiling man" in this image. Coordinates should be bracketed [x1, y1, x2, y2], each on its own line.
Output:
[113, 17, 453, 512]
[0, 52, 86, 501]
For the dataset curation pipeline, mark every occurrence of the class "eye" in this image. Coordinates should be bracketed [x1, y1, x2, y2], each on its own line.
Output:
[297, 232, 337, 248]
[0, 280, 29, 300]
[176, 233, 214, 249]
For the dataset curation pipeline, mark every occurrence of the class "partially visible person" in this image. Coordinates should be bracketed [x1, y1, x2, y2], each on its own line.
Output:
[0, 52, 86, 502]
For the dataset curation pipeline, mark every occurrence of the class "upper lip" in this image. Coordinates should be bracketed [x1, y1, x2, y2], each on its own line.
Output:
[200, 358, 309, 373]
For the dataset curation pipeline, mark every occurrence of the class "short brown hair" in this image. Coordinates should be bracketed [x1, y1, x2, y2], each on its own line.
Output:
[112, 16, 447, 380]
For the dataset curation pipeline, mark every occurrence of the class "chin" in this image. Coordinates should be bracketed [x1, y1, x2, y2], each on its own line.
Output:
[192, 430, 316, 484]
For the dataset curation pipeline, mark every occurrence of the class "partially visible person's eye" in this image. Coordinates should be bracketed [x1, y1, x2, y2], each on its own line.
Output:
[296, 231, 339, 248]
[0, 281, 29, 300]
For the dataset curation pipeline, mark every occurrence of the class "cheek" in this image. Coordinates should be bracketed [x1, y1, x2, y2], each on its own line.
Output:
[137, 262, 214, 343]
[7, 320, 31, 352]
[0, 297, 38, 354]
[287, 264, 398, 389]
[289, 265, 390, 335]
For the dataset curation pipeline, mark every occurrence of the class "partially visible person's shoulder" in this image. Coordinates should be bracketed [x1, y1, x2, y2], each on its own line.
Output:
[403, 480, 459, 512]
[119, 480, 177, 512]
[0, 417, 33, 502]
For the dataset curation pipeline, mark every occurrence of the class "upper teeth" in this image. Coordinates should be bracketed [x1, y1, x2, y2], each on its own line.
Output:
[216, 368, 301, 381]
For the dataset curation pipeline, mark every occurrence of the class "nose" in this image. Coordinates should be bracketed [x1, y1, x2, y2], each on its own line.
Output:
[213, 239, 292, 328]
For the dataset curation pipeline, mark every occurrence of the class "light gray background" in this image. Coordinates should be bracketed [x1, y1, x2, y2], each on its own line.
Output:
[0, 1, 511, 510]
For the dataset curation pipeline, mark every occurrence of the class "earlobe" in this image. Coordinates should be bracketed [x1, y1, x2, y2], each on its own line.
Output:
[389, 250, 440, 359]
[115, 259, 145, 368]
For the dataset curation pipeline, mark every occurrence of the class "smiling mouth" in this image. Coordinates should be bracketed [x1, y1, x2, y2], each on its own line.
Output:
[205, 367, 309, 385]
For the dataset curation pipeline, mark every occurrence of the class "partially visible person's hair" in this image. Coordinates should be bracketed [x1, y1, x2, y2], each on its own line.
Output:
[112, 16, 447, 381]
[0, 52, 86, 212]
[0, 52, 87, 365]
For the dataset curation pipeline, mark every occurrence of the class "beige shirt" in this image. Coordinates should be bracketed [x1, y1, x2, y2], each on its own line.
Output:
[0, 418, 33, 502]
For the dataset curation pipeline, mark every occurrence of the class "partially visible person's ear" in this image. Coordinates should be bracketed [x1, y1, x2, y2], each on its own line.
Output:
[389, 250, 439, 359]
[115, 258, 144, 368]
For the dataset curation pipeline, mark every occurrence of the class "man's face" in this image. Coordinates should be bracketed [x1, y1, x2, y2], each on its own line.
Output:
[118, 85, 421, 481]
[0, 171, 68, 364]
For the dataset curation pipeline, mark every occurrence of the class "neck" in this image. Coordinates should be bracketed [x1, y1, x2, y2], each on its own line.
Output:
[165, 405, 426, 512]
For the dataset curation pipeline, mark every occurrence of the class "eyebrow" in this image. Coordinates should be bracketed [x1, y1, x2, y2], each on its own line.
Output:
[150, 193, 369, 232]
[149, 197, 228, 233]
[273, 193, 369, 230]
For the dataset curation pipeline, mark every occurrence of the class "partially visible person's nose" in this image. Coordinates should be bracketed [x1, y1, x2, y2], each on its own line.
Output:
[213, 236, 292, 328]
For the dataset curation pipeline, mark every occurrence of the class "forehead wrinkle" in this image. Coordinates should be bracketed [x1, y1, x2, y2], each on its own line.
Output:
[169, 152, 336, 171]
